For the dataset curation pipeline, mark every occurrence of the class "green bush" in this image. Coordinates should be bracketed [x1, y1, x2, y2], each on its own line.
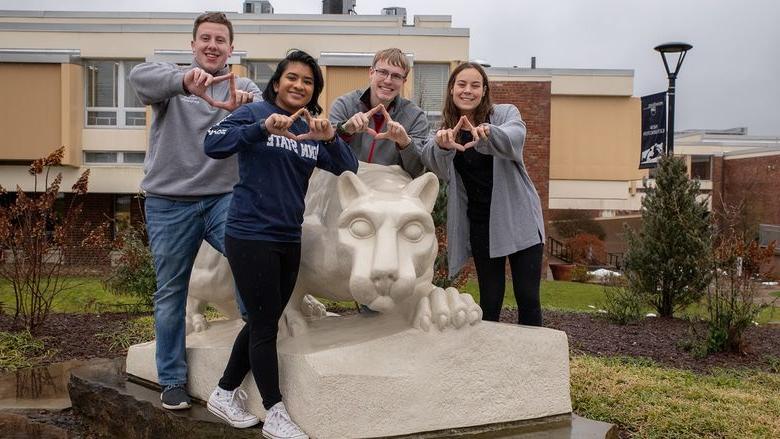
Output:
[623, 155, 712, 317]
[705, 236, 774, 353]
[0, 330, 55, 372]
[600, 276, 644, 325]
[96, 315, 155, 351]
[570, 265, 592, 283]
[104, 226, 156, 307]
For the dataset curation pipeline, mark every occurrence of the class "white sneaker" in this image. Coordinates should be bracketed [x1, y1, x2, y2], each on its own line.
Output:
[262, 402, 308, 439]
[207, 387, 260, 429]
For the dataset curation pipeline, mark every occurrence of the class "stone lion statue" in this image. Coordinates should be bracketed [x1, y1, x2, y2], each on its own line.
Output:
[185, 163, 482, 336]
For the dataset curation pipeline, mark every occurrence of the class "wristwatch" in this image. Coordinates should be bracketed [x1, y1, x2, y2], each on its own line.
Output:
[336, 120, 350, 136]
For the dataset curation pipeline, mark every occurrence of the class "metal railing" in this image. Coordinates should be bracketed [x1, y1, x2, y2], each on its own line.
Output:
[607, 252, 624, 270]
[547, 236, 572, 263]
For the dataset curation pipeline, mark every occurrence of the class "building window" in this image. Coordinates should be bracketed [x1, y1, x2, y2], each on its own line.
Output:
[84, 151, 146, 165]
[246, 60, 279, 91]
[85, 60, 145, 128]
[413, 63, 449, 130]
[114, 195, 132, 238]
[690, 155, 712, 180]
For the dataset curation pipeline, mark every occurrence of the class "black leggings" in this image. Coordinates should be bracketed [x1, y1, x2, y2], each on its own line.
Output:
[470, 222, 543, 326]
[218, 235, 300, 410]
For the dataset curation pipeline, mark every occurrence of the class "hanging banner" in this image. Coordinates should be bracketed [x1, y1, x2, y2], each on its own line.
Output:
[639, 92, 666, 169]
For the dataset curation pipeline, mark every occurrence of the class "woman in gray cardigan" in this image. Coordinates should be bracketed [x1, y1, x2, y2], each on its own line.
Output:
[421, 62, 545, 325]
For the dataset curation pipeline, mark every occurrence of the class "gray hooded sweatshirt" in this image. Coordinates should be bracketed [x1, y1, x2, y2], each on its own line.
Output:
[421, 104, 545, 276]
[129, 61, 261, 197]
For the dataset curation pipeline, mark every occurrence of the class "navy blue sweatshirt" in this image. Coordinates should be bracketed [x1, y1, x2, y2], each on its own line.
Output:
[204, 101, 359, 242]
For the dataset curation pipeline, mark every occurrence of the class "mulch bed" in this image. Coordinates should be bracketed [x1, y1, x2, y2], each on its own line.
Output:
[2, 309, 778, 373]
[0, 312, 143, 366]
[1, 309, 778, 438]
[505, 309, 780, 373]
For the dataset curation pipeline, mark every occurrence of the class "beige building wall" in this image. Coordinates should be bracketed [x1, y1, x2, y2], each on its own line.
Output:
[0, 63, 69, 164]
[60, 63, 84, 165]
[550, 95, 643, 182]
[324, 66, 368, 117]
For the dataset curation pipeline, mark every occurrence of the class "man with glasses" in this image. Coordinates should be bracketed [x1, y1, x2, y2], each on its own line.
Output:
[329, 48, 428, 177]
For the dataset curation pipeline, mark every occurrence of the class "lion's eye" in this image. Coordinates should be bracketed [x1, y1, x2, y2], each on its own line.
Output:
[349, 219, 374, 239]
[401, 222, 424, 242]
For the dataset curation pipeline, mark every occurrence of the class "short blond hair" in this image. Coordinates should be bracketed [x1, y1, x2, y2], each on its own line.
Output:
[372, 48, 410, 76]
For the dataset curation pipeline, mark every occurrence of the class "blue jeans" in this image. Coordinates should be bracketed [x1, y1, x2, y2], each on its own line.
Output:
[145, 193, 241, 387]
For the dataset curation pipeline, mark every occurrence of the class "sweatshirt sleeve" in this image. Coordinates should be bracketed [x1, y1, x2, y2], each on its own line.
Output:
[316, 135, 359, 176]
[473, 104, 526, 163]
[328, 94, 356, 143]
[204, 105, 266, 159]
[420, 135, 455, 182]
[237, 77, 263, 102]
[128, 62, 187, 105]
[397, 108, 429, 177]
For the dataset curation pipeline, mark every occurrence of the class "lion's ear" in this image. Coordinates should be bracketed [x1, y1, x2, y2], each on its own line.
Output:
[403, 172, 439, 213]
[337, 171, 371, 206]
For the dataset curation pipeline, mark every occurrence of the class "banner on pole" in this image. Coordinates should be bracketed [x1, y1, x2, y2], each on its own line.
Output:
[639, 91, 666, 169]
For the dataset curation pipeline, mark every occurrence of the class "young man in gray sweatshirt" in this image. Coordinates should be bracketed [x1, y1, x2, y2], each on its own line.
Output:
[329, 48, 428, 177]
[128, 12, 260, 411]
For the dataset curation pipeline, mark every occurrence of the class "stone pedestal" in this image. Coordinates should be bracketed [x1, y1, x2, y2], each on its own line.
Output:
[127, 315, 572, 439]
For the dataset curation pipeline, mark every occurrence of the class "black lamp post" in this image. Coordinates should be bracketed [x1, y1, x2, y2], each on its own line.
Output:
[654, 42, 692, 155]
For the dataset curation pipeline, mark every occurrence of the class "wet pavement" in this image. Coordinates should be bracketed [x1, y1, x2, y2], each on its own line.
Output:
[0, 359, 115, 410]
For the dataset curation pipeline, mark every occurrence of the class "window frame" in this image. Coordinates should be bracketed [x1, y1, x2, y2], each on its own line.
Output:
[84, 59, 146, 129]
[244, 59, 281, 93]
[83, 151, 146, 166]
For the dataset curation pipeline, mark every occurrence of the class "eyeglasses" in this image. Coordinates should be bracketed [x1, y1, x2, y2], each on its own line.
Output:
[372, 68, 406, 82]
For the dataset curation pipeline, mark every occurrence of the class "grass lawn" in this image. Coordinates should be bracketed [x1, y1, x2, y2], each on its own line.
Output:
[772, 290, 780, 298]
[571, 355, 780, 438]
[461, 278, 780, 324]
[461, 279, 606, 312]
[0, 277, 143, 313]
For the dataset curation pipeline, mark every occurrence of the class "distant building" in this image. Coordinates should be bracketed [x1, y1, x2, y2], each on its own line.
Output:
[0, 8, 643, 264]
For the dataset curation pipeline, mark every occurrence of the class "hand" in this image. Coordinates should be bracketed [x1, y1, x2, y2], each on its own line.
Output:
[184, 70, 253, 112]
[265, 108, 305, 140]
[434, 116, 488, 152]
[296, 109, 336, 142]
[373, 104, 412, 148]
[342, 104, 383, 135]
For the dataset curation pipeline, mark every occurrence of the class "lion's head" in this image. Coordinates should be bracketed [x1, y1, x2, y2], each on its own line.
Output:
[335, 167, 439, 313]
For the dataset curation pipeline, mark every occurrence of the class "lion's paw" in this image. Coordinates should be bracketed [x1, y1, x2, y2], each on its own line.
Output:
[185, 313, 209, 334]
[412, 287, 482, 331]
[301, 294, 327, 319]
[280, 308, 309, 338]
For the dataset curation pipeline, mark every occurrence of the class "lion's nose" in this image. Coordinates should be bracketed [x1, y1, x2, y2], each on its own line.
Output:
[371, 271, 398, 295]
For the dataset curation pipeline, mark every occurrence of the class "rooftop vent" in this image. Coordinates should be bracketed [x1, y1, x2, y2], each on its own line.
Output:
[381, 6, 407, 25]
[244, 1, 274, 14]
[323, 0, 357, 14]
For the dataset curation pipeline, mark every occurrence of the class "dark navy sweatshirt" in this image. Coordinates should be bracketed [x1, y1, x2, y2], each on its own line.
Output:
[204, 101, 358, 242]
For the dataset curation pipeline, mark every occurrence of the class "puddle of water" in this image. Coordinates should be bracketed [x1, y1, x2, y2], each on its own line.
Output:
[0, 358, 115, 410]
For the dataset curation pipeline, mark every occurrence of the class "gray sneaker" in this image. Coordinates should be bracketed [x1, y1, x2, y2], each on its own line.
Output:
[160, 384, 192, 410]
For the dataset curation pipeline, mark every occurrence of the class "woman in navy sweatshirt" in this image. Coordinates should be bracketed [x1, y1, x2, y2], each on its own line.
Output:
[203, 50, 357, 439]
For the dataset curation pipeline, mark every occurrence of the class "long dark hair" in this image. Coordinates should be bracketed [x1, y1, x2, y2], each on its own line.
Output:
[262, 49, 324, 115]
[441, 62, 493, 129]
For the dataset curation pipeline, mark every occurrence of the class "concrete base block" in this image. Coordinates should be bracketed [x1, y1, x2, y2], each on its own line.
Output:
[127, 315, 572, 438]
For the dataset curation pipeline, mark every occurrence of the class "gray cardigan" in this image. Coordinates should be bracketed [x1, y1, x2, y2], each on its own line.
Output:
[421, 104, 545, 276]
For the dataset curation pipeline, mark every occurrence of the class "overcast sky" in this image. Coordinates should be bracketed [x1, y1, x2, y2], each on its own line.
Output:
[4, 0, 779, 135]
